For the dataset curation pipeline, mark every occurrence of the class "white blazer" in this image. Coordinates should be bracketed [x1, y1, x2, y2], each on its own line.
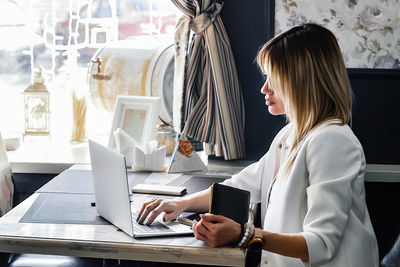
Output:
[223, 121, 379, 267]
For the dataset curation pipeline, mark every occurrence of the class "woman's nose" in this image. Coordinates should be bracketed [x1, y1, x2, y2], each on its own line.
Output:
[261, 80, 272, 95]
[260, 80, 268, 94]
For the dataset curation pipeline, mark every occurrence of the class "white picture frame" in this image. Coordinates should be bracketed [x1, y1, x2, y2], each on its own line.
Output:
[108, 96, 161, 149]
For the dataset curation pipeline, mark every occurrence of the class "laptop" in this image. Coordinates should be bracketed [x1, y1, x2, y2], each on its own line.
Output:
[88, 139, 193, 238]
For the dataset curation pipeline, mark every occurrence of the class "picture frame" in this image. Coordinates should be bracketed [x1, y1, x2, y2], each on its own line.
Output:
[108, 96, 161, 149]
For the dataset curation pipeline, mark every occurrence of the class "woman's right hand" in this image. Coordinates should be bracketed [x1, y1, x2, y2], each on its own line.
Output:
[137, 198, 185, 225]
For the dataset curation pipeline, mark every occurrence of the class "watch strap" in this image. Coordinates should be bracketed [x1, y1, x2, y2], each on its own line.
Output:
[248, 228, 264, 251]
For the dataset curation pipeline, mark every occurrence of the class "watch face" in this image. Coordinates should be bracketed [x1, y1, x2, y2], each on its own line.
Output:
[249, 239, 263, 251]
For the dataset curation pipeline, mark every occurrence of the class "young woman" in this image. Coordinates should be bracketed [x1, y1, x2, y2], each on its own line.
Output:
[138, 23, 379, 266]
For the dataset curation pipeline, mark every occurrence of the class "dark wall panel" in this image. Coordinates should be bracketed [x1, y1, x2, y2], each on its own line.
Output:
[12, 173, 55, 206]
[221, 1, 400, 163]
[221, 0, 286, 161]
[350, 70, 400, 164]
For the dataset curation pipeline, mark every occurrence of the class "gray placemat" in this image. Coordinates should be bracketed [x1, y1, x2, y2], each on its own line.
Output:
[168, 175, 228, 195]
[20, 193, 109, 225]
[37, 169, 94, 194]
[37, 169, 151, 194]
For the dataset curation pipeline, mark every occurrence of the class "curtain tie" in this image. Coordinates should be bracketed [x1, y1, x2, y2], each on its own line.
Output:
[190, 1, 224, 34]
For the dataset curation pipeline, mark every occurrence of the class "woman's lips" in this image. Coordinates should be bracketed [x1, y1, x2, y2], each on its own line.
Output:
[266, 100, 275, 106]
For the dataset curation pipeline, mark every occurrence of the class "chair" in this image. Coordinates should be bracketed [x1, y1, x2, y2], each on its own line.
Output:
[0, 132, 105, 267]
[0, 132, 14, 218]
[380, 233, 400, 267]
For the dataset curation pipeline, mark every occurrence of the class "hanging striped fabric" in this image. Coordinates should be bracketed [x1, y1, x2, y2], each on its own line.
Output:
[172, 0, 245, 160]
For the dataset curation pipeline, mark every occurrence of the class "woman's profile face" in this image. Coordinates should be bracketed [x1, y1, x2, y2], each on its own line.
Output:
[260, 70, 285, 116]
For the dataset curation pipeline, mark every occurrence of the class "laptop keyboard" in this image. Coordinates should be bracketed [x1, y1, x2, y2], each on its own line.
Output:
[131, 211, 173, 233]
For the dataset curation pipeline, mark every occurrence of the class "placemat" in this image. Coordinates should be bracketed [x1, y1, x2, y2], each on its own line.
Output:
[37, 169, 150, 194]
[20, 193, 108, 225]
[168, 175, 228, 195]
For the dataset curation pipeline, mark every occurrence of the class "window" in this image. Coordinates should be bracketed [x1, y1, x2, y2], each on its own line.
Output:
[0, 0, 178, 140]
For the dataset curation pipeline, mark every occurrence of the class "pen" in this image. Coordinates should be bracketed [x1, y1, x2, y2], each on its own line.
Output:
[177, 216, 193, 227]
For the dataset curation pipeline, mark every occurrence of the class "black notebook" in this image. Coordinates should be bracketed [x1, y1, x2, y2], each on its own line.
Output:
[210, 183, 250, 224]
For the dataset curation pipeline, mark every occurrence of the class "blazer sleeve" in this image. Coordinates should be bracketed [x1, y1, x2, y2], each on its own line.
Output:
[300, 128, 363, 266]
[222, 150, 270, 204]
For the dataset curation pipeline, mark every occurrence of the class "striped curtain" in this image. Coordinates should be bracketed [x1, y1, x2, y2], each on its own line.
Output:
[172, 0, 245, 160]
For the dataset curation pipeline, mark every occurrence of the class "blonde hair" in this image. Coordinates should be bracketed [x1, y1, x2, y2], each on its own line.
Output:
[257, 23, 352, 173]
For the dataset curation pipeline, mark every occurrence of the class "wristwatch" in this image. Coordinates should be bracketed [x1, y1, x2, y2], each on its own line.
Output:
[247, 228, 264, 251]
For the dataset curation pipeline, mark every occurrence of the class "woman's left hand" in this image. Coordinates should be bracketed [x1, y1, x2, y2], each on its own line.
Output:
[192, 213, 241, 248]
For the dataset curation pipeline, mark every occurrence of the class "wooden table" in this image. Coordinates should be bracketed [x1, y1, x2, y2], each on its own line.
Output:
[0, 194, 246, 266]
[0, 164, 248, 266]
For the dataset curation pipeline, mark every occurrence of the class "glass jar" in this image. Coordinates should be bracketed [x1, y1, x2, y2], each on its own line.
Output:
[154, 123, 176, 156]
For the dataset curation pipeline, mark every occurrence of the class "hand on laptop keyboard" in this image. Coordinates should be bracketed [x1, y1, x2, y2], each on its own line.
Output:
[136, 198, 185, 225]
[131, 211, 173, 233]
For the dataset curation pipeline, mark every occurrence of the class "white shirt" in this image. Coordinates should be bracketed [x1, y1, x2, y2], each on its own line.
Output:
[223, 121, 379, 267]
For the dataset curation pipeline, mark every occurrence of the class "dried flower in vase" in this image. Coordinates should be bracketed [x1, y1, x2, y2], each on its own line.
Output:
[71, 92, 87, 142]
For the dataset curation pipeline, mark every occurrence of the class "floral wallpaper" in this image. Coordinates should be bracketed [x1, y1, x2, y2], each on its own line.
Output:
[275, 0, 400, 69]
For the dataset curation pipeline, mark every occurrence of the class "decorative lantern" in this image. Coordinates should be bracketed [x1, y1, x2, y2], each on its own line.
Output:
[23, 69, 50, 136]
